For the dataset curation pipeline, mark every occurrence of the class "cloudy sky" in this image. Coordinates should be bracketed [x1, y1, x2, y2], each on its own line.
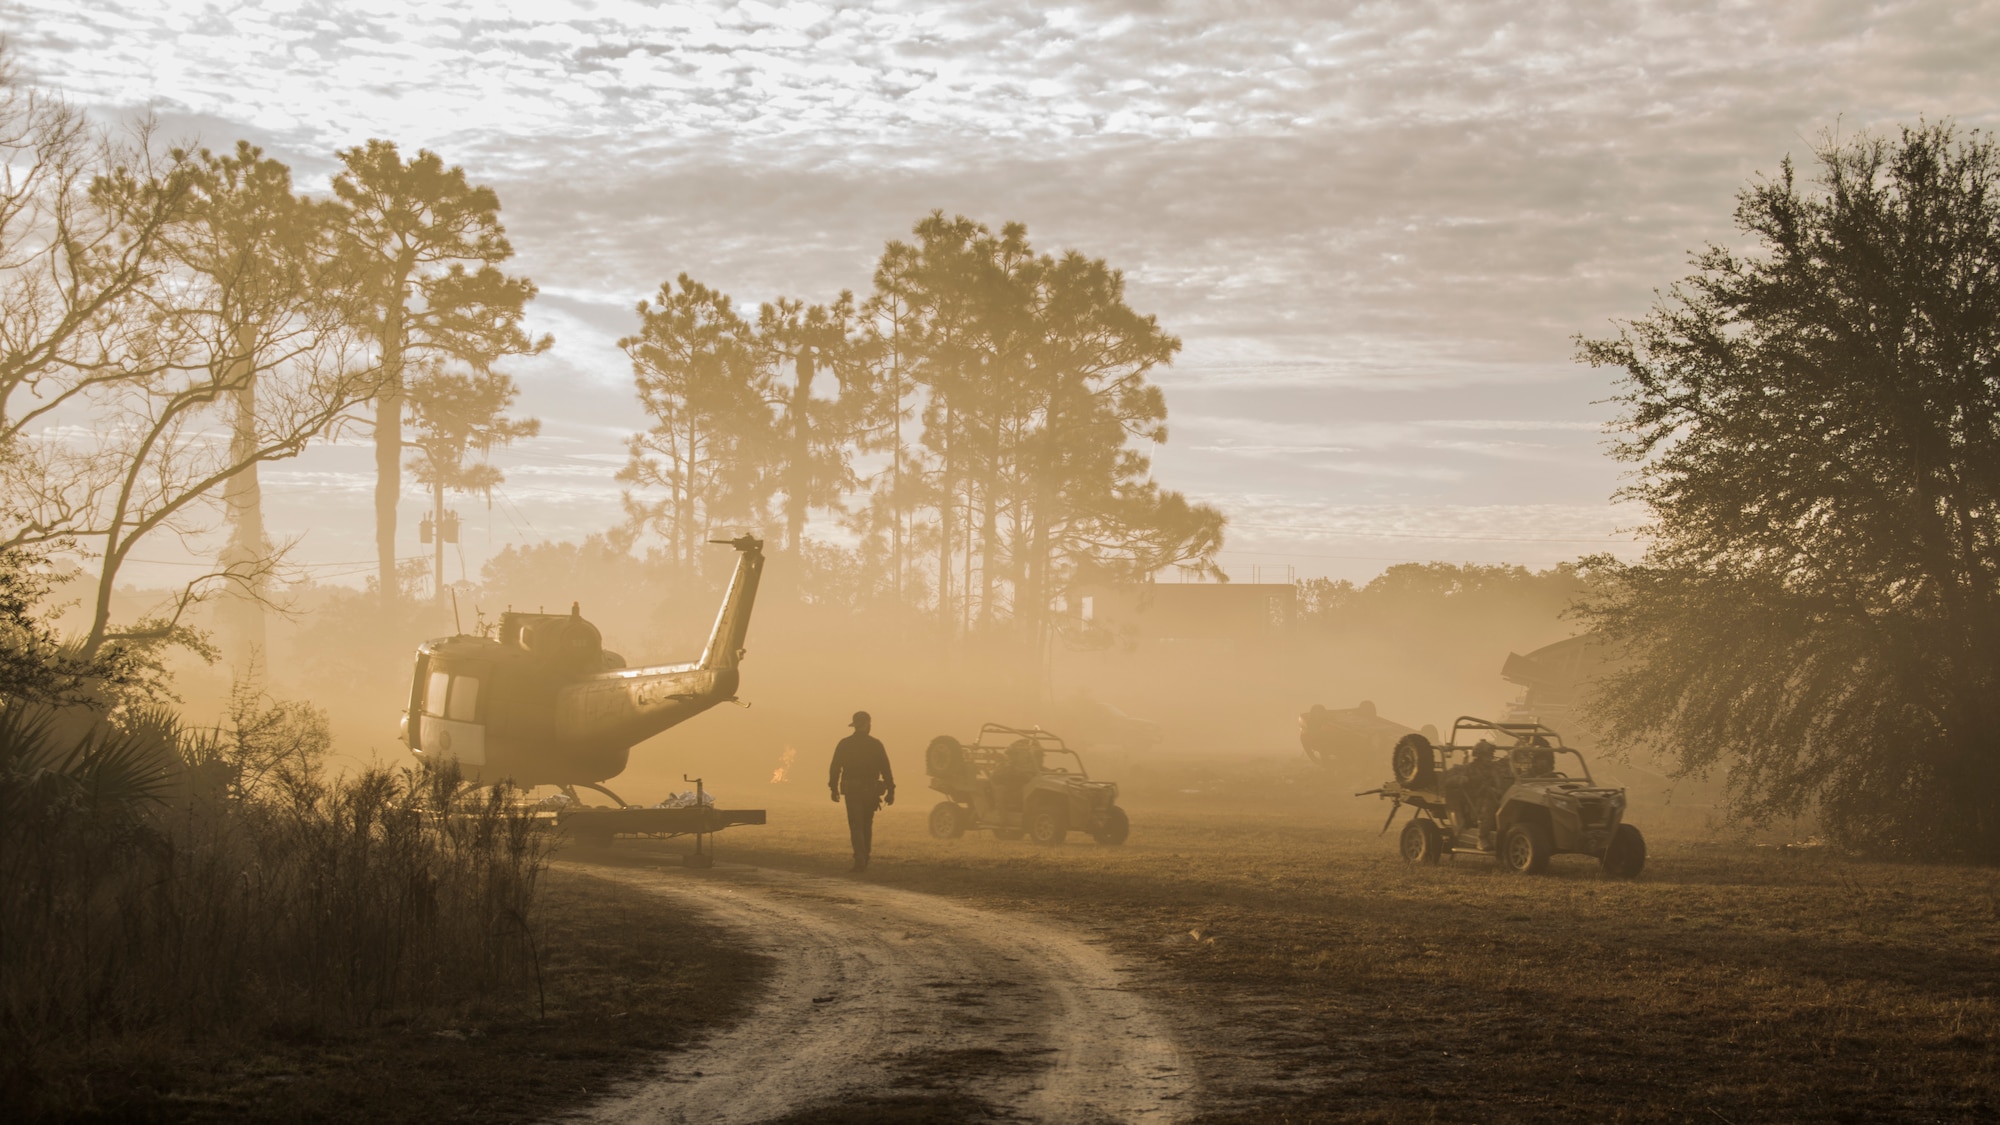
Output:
[9, 0, 1997, 586]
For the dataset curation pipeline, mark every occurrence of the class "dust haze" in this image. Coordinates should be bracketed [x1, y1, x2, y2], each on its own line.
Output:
[123, 546, 1642, 828]
[7, 5, 1998, 1123]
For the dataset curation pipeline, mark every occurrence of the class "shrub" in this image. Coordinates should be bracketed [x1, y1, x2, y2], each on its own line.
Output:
[0, 701, 551, 1114]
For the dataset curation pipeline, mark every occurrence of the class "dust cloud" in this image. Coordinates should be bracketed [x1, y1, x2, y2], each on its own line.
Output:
[122, 548, 1693, 834]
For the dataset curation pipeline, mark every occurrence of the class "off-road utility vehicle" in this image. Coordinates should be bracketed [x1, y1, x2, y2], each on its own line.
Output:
[1298, 700, 1437, 767]
[1360, 716, 1644, 877]
[925, 723, 1128, 845]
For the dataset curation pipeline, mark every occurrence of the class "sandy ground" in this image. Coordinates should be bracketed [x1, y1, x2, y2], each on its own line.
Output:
[565, 860, 1195, 1125]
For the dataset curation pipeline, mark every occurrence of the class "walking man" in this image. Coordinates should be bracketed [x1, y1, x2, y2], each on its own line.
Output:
[830, 711, 895, 871]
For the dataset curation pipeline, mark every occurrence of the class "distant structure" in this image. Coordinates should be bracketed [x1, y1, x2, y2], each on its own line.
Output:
[1059, 579, 1296, 649]
[1500, 634, 1610, 741]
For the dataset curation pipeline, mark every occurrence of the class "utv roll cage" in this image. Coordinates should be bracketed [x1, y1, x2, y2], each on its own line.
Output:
[1442, 716, 1593, 784]
[964, 724, 1090, 779]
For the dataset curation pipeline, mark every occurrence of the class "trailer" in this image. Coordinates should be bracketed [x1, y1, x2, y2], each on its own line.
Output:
[554, 776, 764, 866]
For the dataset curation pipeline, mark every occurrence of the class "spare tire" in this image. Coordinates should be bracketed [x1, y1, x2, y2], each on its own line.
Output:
[1391, 733, 1437, 788]
[925, 735, 965, 778]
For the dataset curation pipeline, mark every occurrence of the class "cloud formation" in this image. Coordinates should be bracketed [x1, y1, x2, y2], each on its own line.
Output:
[10, 0, 1995, 582]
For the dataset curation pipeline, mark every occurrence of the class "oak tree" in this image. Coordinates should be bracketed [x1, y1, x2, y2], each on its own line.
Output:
[1578, 123, 2000, 860]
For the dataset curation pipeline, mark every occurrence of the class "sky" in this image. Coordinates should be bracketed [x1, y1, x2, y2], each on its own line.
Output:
[8, 0, 1997, 587]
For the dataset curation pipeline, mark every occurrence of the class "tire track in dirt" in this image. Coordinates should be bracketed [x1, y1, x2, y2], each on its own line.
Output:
[564, 861, 1193, 1125]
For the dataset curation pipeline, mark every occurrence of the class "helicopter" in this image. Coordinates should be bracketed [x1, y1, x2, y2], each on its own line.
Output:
[398, 535, 765, 807]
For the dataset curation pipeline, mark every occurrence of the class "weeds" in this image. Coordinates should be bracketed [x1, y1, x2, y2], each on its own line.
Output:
[0, 701, 552, 1117]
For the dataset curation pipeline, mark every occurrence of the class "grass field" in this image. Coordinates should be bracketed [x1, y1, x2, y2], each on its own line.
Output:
[676, 761, 2000, 1125]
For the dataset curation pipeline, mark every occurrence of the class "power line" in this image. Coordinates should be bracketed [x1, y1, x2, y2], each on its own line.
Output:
[1222, 521, 1637, 544]
[124, 555, 429, 569]
[1213, 546, 1636, 563]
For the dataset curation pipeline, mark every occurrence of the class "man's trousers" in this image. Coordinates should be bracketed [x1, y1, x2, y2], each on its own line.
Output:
[844, 793, 880, 864]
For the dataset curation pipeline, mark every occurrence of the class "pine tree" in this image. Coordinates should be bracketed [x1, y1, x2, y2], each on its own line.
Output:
[331, 141, 547, 613]
[404, 363, 539, 607]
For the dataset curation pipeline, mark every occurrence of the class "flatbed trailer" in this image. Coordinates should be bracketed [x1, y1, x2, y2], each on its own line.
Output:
[554, 777, 764, 865]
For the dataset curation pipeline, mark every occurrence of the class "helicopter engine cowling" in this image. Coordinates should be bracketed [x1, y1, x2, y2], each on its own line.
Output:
[500, 605, 603, 675]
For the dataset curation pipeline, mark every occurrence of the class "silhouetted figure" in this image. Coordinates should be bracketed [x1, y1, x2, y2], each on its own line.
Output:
[1444, 740, 1507, 841]
[829, 710, 895, 871]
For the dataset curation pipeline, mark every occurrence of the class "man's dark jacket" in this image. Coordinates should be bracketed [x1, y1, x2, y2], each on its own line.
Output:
[829, 733, 895, 800]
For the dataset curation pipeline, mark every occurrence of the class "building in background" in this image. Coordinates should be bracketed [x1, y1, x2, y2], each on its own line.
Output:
[1060, 579, 1297, 650]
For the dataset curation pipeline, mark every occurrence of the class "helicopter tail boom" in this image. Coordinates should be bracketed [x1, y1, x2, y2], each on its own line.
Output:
[698, 535, 765, 673]
[546, 535, 764, 758]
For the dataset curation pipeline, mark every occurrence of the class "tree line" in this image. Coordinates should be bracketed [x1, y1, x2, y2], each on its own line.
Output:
[616, 214, 1226, 649]
[0, 65, 1225, 687]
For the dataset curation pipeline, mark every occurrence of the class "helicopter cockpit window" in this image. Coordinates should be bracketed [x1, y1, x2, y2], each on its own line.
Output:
[424, 671, 451, 717]
[446, 676, 480, 722]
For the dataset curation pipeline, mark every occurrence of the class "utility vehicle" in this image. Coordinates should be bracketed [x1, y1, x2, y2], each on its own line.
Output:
[1361, 716, 1644, 876]
[925, 724, 1128, 845]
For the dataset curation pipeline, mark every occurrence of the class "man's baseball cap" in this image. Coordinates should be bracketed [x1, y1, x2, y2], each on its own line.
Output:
[850, 710, 871, 727]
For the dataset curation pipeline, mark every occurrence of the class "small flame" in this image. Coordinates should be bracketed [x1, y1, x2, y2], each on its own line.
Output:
[771, 745, 796, 783]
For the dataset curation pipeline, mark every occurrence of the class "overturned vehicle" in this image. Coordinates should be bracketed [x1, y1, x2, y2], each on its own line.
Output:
[1361, 717, 1644, 877]
[1299, 700, 1437, 767]
[925, 724, 1129, 845]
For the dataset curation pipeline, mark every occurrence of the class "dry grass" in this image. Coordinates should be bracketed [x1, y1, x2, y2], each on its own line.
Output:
[701, 761, 2000, 1124]
[1, 762, 553, 1117]
[31, 746, 1991, 1122]
[7, 867, 763, 1123]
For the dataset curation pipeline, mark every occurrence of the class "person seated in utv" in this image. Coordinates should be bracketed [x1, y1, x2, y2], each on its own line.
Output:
[995, 739, 1040, 812]
[1519, 735, 1557, 778]
[1443, 741, 1508, 840]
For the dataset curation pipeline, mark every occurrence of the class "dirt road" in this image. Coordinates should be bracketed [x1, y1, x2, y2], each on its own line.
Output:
[567, 861, 1194, 1124]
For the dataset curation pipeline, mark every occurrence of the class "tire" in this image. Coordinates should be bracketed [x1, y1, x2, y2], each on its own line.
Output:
[1499, 820, 1554, 875]
[1026, 801, 1068, 845]
[925, 735, 965, 778]
[928, 801, 968, 840]
[1601, 823, 1646, 878]
[1400, 817, 1443, 865]
[1092, 806, 1131, 845]
[1391, 733, 1435, 787]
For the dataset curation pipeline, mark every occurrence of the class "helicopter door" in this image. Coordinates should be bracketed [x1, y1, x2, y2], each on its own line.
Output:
[419, 669, 487, 768]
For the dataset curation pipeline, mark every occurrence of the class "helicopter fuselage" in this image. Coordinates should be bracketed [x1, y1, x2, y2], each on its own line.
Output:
[400, 536, 764, 788]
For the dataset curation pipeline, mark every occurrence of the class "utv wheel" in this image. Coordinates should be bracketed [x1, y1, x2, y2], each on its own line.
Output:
[1400, 818, 1443, 865]
[1026, 802, 1068, 845]
[928, 801, 968, 840]
[1092, 806, 1131, 846]
[1391, 734, 1435, 787]
[1499, 821, 1554, 875]
[1601, 823, 1646, 878]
